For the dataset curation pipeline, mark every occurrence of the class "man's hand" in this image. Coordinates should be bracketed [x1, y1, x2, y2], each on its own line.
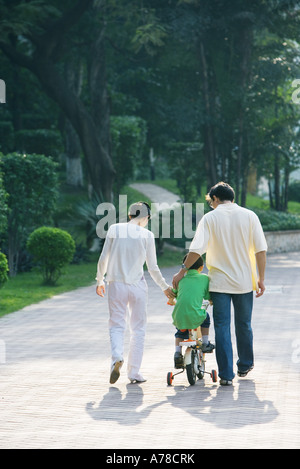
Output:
[96, 285, 105, 297]
[163, 286, 176, 299]
[172, 270, 185, 290]
[255, 251, 266, 298]
[256, 279, 265, 298]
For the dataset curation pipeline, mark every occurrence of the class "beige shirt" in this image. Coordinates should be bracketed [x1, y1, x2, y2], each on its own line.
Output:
[96, 222, 169, 291]
[189, 203, 267, 293]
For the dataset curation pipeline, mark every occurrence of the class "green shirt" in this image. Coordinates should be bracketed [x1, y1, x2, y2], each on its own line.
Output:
[172, 270, 210, 330]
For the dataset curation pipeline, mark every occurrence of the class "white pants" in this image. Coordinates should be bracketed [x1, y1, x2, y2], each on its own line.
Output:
[108, 278, 148, 380]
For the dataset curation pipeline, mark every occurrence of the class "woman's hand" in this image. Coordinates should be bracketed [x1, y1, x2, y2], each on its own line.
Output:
[96, 285, 105, 297]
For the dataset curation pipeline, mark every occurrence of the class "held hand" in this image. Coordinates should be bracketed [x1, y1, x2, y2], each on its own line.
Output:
[96, 285, 105, 297]
[163, 286, 175, 299]
[172, 270, 184, 290]
[256, 279, 265, 298]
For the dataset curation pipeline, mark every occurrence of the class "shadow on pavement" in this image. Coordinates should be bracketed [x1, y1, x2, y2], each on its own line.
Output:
[86, 379, 279, 429]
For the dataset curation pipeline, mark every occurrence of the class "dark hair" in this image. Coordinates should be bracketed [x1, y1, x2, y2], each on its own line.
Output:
[183, 254, 203, 270]
[205, 181, 235, 204]
[128, 201, 151, 219]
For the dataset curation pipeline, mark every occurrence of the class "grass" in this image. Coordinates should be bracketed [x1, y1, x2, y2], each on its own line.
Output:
[0, 248, 180, 318]
[0, 256, 98, 318]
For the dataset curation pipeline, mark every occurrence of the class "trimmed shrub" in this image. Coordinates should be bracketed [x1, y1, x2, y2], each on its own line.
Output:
[27, 227, 75, 285]
[253, 209, 300, 231]
[0, 251, 9, 288]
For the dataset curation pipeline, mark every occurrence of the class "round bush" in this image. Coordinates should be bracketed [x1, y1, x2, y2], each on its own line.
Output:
[0, 251, 9, 288]
[27, 227, 75, 285]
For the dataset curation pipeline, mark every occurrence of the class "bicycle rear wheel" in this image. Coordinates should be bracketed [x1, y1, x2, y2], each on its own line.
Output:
[186, 349, 197, 385]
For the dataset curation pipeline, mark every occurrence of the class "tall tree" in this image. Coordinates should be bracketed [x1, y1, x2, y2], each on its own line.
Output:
[0, 0, 115, 201]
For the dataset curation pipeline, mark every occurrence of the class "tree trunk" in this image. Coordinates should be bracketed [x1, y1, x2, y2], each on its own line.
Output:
[268, 180, 274, 209]
[31, 58, 115, 201]
[89, 17, 112, 164]
[274, 152, 281, 211]
[198, 40, 217, 189]
[236, 23, 253, 204]
[283, 154, 290, 212]
[64, 60, 84, 188]
[65, 119, 84, 187]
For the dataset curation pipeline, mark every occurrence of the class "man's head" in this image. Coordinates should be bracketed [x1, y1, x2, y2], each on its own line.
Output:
[128, 201, 151, 227]
[205, 182, 235, 208]
[183, 254, 204, 272]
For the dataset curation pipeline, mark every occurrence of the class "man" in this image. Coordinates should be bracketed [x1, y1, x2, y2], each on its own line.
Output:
[173, 182, 267, 385]
[96, 201, 173, 384]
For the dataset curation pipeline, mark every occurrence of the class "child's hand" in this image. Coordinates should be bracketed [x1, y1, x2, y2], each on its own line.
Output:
[96, 285, 105, 297]
[163, 286, 176, 299]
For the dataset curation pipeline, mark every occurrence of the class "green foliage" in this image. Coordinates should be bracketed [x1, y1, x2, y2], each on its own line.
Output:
[132, 22, 168, 56]
[110, 116, 147, 192]
[254, 209, 300, 232]
[288, 181, 300, 203]
[0, 250, 8, 288]
[15, 129, 63, 160]
[67, 192, 104, 250]
[27, 226, 75, 285]
[0, 1, 60, 40]
[166, 141, 204, 203]
[0, 164, 8, 235]
[1, 152, 59, 275]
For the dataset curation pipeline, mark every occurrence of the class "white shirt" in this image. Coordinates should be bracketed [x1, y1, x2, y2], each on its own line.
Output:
[96, 222, 169, 291]
[189, 203, 268, 293]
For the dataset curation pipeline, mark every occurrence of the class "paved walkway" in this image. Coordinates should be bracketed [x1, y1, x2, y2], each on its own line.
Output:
[130, 182, 181, 206]
[0, 251, 300, 449]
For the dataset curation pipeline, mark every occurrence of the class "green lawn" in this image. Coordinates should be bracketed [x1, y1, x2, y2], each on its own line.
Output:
[0, 258, 97, 318]
[0, 248, 180, 318]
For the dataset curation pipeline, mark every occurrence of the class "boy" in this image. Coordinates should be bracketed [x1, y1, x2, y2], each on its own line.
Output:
[171, 254, 214, 368]
[96, 201, 174, 384]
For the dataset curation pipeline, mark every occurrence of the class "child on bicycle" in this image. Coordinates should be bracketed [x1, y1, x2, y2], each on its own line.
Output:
[171, 254, 215, 369]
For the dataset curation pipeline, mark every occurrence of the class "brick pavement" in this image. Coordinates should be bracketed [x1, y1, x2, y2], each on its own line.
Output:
[0, 252, 300, 449]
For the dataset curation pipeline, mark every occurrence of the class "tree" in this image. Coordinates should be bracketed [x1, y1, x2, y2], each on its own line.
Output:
[1, 153, 59, 276]
[0, 0, 115, 200]
[0, 166, 7, 235]
[0, 251, 8, 288]
[171, 0, 300, 205]
[167, 141, 204, 203]
[110, 115, 147, 193]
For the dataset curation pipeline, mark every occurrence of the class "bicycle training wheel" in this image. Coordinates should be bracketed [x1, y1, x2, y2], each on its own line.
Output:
[197, 350, 205, 380]
[167, 372, 173, 386]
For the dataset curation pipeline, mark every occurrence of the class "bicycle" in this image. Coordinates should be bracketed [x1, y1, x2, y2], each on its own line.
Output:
[167, 301, 218, 386]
